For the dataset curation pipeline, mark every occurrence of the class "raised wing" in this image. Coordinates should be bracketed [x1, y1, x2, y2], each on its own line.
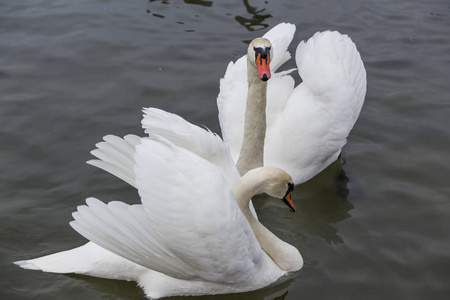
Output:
[141, 108, 240, 188]
[71, 137, 265, 282]
[88, 108, 240, 189]
[295, 31, 366, 120]
[265, 31, 367, 182]
[262, 22, 296, 71]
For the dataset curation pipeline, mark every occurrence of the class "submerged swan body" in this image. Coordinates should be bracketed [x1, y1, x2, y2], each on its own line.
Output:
[217, 23, 367, 184]
[15, 108, 303, 298]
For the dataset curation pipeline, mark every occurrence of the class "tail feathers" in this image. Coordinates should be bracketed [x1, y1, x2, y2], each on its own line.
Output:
[14, 245, 91, 274]
[14, 243, 106, 274]
[14, 260, 41, 271]
[88, 134, 141, 188]
[14, 242, 145, 281]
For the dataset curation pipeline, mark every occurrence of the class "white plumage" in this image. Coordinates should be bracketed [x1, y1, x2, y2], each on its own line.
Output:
[14, 21, 367, 297]
[217, 23, 367, 184]
[15, 108, 302, 298]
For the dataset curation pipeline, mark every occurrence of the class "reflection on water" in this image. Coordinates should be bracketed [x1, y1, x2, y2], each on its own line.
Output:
[161, 275, 294, 300]
[69, 274, 145, 300]
[69, 269, 295, 300]
[3, 0, 450, 298]
[146, 0, 272, 32]
[254, 156, 354, 288]
[184, 0, 213, 7]
[148, 0, 214, 7]
[273, 291, 289, 300]
[292, 158, 354, 245]
[235, 0, 272, 31]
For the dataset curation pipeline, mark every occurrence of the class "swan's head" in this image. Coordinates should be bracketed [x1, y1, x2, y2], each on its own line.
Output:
[247, 38, 273, 81]
[268, 172, 295, 213]
[245, 167, 296, 212]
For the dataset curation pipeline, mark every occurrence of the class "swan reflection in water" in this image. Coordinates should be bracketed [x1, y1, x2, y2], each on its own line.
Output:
[69, 272, 295, 300]
[295, 157, 356, 245]
[255, 157, 355, 247]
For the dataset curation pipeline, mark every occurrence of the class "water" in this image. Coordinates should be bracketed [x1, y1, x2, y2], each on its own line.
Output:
[1, 0, 450, 299]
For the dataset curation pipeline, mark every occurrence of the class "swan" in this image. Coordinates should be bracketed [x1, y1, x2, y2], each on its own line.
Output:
[15, 108, 303, 299]
[217, 22, 367, 184]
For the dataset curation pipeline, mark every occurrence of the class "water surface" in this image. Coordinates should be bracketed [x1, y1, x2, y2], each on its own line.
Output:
[1, 0, 450, 299]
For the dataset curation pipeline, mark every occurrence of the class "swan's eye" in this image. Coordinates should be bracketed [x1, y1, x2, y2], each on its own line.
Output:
[287, 182, 294, 193]
[254, 47, 270, 59]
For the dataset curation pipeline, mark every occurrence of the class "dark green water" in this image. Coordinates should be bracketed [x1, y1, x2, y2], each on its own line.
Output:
[1, 0, 450, 299]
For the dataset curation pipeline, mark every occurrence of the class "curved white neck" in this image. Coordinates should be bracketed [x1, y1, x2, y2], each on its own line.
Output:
[232, 168, 303, 272]
[236, 58, 267, 176]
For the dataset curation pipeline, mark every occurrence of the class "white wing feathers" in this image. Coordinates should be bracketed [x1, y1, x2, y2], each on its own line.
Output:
[141, 108, 240, 188]
[88, 108, 240, 189]
[263, 31, 366, 182]
[295, 31, 366, 119]
[87, 134, 141, 188]
[71, 137, 264, 283]
[291, 30, 367, 157]
[217, 25, 366, 184]
[71, 199, 197, 278]
[262, 22, 296, 72]
[217, 57, 248, 162]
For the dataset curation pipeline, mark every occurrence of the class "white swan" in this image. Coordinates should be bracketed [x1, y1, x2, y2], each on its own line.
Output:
[217, 23, 367, 184]
[15, 108, 303, 299]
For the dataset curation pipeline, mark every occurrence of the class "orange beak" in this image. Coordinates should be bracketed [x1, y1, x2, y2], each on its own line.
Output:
[283, 191, 296, 212]
[256, 53, 271, 81]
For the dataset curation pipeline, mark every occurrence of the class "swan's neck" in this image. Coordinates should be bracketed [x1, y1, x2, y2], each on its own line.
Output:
[236, 60, 267, 176]
[232, 168, 303, 272]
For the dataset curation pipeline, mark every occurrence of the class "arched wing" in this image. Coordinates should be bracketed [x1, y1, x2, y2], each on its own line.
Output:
[71, 137, 265, 282]
[295, 31, 366, 120]
[88, 108, 240, 189]
[262, 22, 296, 71]
[141, 108, 240, 188]
[265, 31, 367, 183]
